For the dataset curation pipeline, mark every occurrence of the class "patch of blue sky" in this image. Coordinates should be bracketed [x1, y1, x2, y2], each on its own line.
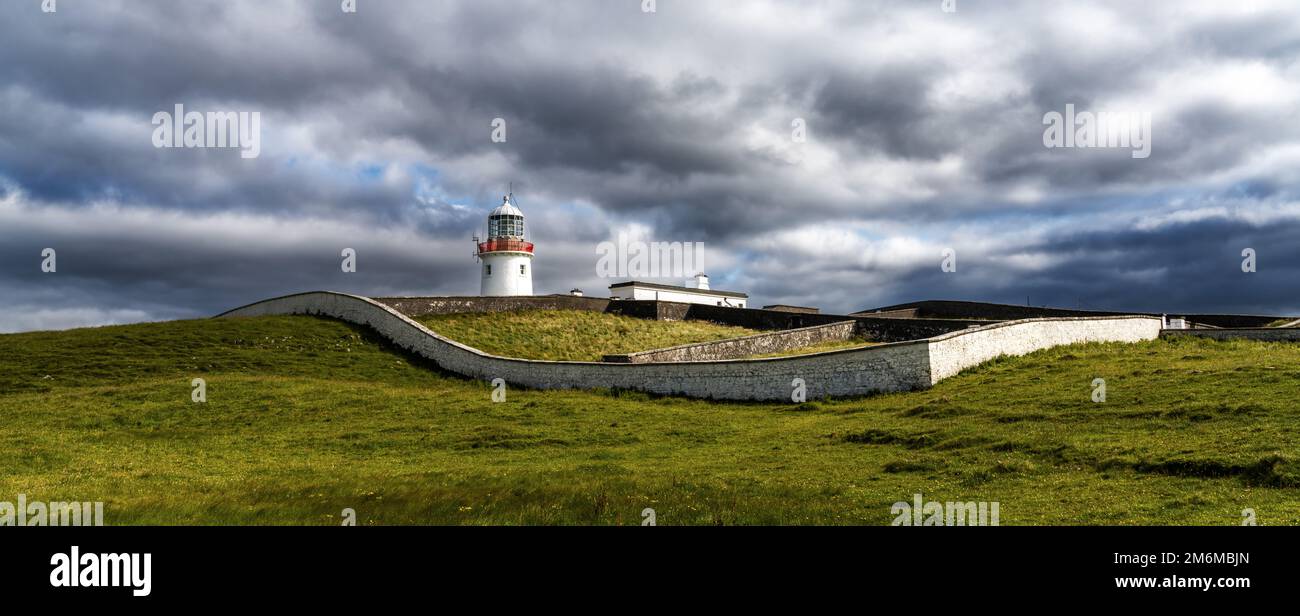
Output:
[357, 163, 385, 181]
[411, 165, 473, 211]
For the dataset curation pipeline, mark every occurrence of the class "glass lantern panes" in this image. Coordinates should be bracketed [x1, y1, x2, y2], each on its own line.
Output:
[488, 215, 525, 238]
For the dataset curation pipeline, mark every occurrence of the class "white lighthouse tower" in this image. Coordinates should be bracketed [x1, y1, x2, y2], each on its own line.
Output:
[476, 194, 534, 296]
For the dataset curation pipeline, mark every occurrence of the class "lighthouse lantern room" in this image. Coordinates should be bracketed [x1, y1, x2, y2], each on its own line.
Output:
[476, 194, 534, 296]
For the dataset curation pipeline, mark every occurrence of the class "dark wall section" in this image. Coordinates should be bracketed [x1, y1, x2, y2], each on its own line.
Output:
[762, 305, 820, 314]
[855, 300, 1132, 320]
[682, 303, 849, 330]
[852, 317, 983, 342]
[604, 300, 689, 321]
[855, 300, 1289, 329]
[860, 307, 921, 319]
[680, 303, 980, 341]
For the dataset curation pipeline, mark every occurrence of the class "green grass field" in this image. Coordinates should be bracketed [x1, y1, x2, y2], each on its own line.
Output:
[416, 310, 760, 360]
[1, 314, 1298, 525]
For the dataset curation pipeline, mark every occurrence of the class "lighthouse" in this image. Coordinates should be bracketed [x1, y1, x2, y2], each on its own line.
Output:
[476, 194, 534, 296]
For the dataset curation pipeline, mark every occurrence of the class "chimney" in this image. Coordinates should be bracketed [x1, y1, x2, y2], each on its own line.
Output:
[693, 272, 709, 290]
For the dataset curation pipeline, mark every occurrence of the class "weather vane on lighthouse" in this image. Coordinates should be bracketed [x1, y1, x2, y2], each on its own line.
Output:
[474, 188, 534, 296]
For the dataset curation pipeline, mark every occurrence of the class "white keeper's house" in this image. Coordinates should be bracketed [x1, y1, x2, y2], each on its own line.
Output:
[609, 274, 748, 307]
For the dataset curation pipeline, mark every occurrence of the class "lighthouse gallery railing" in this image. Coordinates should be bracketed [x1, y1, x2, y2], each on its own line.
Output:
[477, 239, 534, 254]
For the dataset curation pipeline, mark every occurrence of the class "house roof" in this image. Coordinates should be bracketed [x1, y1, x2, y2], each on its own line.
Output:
[609, 280, 748, 298]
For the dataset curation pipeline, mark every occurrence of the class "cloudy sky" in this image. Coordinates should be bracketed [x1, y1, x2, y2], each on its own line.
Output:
[2, 0, 1299, 332]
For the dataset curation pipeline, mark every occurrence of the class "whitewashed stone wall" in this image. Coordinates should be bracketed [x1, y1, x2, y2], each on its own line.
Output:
[218, 292, 1162, 401]
[927, 316, 1163, 382]
[218, 292, 930, 400]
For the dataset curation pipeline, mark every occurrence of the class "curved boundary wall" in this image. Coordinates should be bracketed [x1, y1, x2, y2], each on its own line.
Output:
[927, 316, 1162, 381]
[217, 292, 1163, 401]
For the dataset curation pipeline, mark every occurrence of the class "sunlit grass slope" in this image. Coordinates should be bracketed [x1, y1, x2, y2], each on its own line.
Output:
[415, 310, 759, 360]
[1, 315, 1298, 525]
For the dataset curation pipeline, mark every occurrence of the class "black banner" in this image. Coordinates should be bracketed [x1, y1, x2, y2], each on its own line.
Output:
[2, 526, 1282, 605]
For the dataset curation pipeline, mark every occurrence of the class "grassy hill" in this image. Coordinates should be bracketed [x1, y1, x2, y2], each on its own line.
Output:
[1, 314, 1298, 525]
[415, 310, 760, 360]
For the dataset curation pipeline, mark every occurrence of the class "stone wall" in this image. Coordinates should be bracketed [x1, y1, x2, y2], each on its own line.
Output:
[855, 307, 921, 319]
[679, 303, 982, 338]
[604, 300, 692, 321]
[602, 299, 661, 320]
[762, 305, 820, 314]
[217, 292, 933, 400]
[216, 292, 1167, 401]
[927, 316, 1164, 382]
[852, 316, 984, 342]
[604, 320, 857, 363]
[682, 303, 848, 330]
[1160, 328, 1300, 342]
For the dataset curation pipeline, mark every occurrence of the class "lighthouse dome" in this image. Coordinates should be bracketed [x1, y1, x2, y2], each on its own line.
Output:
[487, 195, 525, 239]
[490, 196, 523, 218]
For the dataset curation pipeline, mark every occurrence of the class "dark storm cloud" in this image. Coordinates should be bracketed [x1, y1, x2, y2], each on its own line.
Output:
[1022, 218, 1300, 316]
[1, 0, 1299, 330]
[751, 210, 1300, 317]
[808, 65, 950, 160]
